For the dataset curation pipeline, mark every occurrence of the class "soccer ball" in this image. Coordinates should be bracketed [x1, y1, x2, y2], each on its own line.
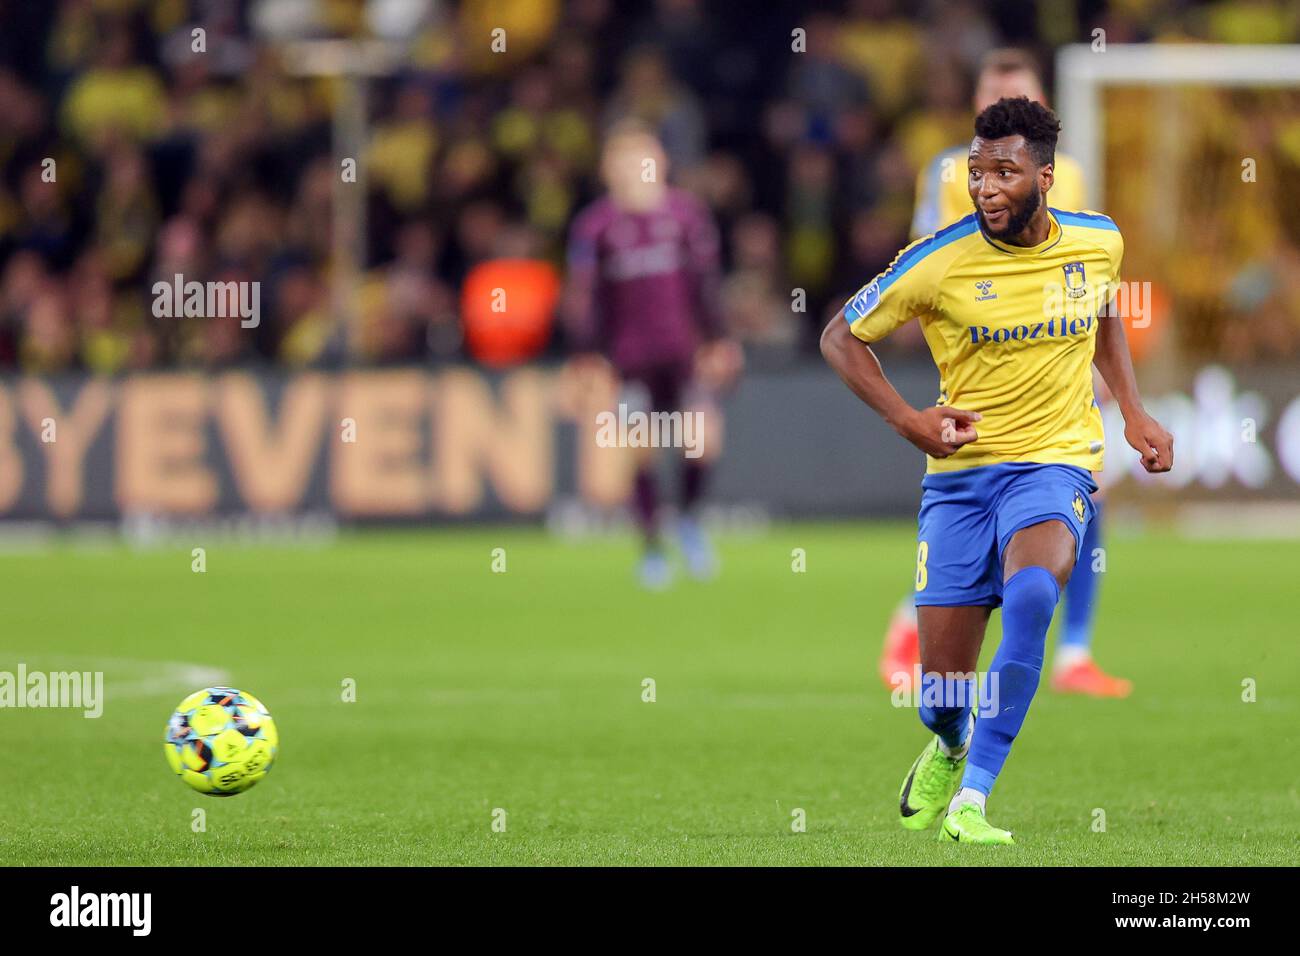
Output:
[163, 687, 278, 796]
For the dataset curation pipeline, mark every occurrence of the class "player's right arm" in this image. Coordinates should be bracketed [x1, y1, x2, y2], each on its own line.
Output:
[819, 245, 981, 459]
[820, 314, 980, 458]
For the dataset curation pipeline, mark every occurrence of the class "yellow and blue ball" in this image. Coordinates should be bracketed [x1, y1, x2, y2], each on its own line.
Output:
[164, 687, 278, 796]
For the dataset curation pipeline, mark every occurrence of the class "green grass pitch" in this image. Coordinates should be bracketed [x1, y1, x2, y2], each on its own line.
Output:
[0, 523, 1294, 866]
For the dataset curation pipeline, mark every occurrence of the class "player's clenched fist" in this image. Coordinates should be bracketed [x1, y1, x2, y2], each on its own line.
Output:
[897, 406, 982, 458]
[1123, 411, 1174, 472]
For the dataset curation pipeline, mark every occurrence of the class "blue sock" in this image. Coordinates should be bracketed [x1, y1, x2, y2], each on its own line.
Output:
[918, 674, 975, 750]
[963, 566, 1060, 796]
[1061, 501, 1102, 651]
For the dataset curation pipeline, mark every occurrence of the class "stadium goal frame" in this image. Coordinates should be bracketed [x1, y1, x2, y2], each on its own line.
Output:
[1056, 43, 1300, 209]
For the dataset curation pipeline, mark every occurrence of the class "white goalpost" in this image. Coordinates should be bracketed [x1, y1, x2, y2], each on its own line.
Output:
[1056, 42, 1300, 209]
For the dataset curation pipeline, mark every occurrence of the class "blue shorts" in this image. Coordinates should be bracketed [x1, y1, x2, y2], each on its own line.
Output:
[914, 462, 1099, 608]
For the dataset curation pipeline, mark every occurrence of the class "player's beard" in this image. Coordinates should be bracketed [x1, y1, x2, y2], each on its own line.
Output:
[979, 186, 1041, 242]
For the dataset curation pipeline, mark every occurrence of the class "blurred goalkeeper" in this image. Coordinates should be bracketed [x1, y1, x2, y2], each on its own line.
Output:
[563, 119, 742, 589]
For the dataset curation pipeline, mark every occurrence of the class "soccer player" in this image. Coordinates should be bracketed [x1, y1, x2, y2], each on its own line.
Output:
[821, 98, 1172, 843]
[881, 49, 1130, 699]
[563, 119, 741, 588]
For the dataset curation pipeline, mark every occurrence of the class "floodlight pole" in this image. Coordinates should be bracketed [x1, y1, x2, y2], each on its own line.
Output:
[280, 41, 405, 343]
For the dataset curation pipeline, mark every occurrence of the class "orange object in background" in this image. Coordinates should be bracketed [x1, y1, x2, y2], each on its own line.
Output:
[460, 259, 560, 367]
[1123, 279, 1169, 365]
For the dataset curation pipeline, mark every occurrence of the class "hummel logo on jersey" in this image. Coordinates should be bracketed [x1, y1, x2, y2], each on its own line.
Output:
[974, 280, 997, 301]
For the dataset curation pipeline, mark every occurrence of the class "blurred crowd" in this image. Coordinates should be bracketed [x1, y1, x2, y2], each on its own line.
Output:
[1, 0, 1299, 374]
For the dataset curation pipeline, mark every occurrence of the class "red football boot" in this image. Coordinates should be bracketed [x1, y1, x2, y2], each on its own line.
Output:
[1051, 657, 1133, 698]
[879, 600, 921, 692]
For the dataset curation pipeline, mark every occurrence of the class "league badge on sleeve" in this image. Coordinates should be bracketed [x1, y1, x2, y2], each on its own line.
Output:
[846, 279, 881, 320]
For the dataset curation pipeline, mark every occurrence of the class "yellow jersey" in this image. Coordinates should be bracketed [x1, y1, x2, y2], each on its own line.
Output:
[911, 147, 1087, 239]
[843, 209, 1122, 474]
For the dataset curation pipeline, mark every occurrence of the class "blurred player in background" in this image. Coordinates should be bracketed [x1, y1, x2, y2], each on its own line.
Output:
[880, 49, 1130, 699]
[564, 120, 742, 589]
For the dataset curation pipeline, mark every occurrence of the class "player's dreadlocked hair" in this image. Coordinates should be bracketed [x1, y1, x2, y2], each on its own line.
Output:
[973, 96, 1060, 168]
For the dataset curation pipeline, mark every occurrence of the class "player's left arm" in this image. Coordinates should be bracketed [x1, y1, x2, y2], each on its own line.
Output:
[1093, 234, 1173, 472]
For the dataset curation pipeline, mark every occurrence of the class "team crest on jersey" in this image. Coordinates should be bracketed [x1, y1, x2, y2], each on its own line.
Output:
[974, 280, 997, 301]
[1063, 261, 1087, 299]
[1072, 491, 1086, 523]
